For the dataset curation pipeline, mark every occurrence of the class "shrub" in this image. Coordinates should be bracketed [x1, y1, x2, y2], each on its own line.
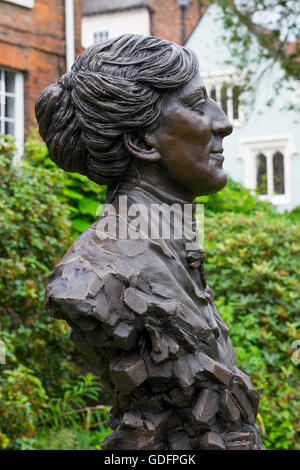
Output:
[203, 210, 300, 449]
[196, 178, 300, 449]
[24, 135, 106, 234]
[39, 374, 109, 430]
[0, 136, 77, 449]
[32, 426, 110, 450]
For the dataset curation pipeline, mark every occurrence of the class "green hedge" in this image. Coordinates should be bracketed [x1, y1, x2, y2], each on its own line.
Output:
[24, 135, 106, 234]
[200, 186, 300, 450]
[0, 136, 77, 449]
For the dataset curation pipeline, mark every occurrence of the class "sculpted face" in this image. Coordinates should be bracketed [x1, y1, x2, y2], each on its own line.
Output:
[146, 73, 233, 199]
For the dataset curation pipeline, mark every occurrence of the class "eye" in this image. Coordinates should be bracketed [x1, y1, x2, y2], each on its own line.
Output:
[192, 99, 206, 115]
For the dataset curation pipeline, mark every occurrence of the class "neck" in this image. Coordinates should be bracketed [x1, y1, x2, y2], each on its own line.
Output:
[107, 161, 200, 253]
[111, 161, 194, 205]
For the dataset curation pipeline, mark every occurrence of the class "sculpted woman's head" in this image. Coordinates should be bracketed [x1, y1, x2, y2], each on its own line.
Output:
[36, 34, 232, 201]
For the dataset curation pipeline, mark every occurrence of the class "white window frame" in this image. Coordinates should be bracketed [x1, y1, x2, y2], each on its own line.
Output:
[0, 68, 24, 163]
[203, 71, 245, 127]
[238, 135, 296, 205]
[4, 0, 34, 8]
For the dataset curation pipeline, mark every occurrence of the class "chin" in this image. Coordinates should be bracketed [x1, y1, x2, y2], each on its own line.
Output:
[210, 172, 228, 194]
[195, 172, 228, 196]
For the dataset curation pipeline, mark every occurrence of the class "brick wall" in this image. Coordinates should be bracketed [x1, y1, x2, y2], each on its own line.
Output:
[0, 0, 82, 131]
[151, 0, 206, 45]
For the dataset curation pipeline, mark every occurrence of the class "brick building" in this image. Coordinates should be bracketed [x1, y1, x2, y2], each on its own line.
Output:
[151, 0, 206, 45]
[0, 0, 82, 156]
[82, 0, 206, 49]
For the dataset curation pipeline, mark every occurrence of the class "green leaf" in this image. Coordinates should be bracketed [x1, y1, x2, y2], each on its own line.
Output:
[63, 188, 83, 200]
[71, 218, 90, 233]
[66, 205, 79, 215]
[78, 198, 100, 217]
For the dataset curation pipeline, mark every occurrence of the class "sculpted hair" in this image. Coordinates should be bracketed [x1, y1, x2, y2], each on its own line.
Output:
[35, 34, 198, 186]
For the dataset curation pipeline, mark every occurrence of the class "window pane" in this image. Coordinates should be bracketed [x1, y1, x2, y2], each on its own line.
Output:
[210, 87, 216, 102]
[221, 85, 228, 115]
[233, 85, 240, 120]
[5, 121, 15, 136]
[0, 75, 4, 114]
[5, 95, 15, 118]
[93, 31, 109, 44]
[273, 151, 285, 195]
[5, 71, 15, 93]
[256, 153, 267, 195]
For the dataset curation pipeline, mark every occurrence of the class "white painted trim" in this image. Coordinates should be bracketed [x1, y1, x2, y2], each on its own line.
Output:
[238, 134, 297, 149]
[0, 68, 24, 163]
[65, 0, 75, 71]
[202, 71, 245, 127]
[14, 72, 24, 164]
[0, 72, 4, 133]
[4, 0, 34, 8]
[238, 134, 296, 205]
[202, 70, 238, 81]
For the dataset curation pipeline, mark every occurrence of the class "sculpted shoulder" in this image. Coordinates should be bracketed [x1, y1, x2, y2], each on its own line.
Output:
[45, 216, 164, 320]
[53, 216, 160, 276]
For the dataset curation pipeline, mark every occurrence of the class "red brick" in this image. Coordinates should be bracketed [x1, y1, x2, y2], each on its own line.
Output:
[151, 0, 206, 45]
[0, 0, 82, 132]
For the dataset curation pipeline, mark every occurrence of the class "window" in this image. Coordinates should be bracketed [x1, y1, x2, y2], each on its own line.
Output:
[4, 0, 34, 7]
[239, 135, 296, 205]
[273, 151, 285, 195]
[203, 72, 244, 126]
[0, 68, 24, 161]
[93, 31, 109, 44]
[256, 153, 267, 195]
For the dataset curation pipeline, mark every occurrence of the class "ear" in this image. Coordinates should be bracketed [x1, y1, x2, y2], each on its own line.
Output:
[123, 133, 161, 162]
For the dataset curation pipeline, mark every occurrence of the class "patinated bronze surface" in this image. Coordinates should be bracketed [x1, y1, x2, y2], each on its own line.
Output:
[36, 34, 265, 450]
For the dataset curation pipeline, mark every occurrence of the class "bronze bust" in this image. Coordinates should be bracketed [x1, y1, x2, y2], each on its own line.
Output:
[36, 34, 264, 450]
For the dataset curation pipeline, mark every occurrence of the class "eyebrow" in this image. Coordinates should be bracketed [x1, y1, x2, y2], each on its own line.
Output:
[180, 86, 207, 105]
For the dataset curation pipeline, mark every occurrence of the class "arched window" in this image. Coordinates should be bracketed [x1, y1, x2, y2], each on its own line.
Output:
[273, 151, 285, 195]
[232, 85, 240, 120]
[221, 85, 228, 115]
[256, 153, 267, 195]
[203, 73, 243, 125]
[240, 136, 292, 204]
[210, 87, 216, 102]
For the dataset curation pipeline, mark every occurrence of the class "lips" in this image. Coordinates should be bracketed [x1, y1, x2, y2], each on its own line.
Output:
[209, 152, 224, 164]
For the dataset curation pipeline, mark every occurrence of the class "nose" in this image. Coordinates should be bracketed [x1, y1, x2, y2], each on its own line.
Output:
[211, 100, 233, 138]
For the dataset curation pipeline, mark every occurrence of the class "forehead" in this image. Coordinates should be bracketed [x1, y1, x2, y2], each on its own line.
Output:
[163, 72, 206, 111]
[176, 73, 206, 101]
